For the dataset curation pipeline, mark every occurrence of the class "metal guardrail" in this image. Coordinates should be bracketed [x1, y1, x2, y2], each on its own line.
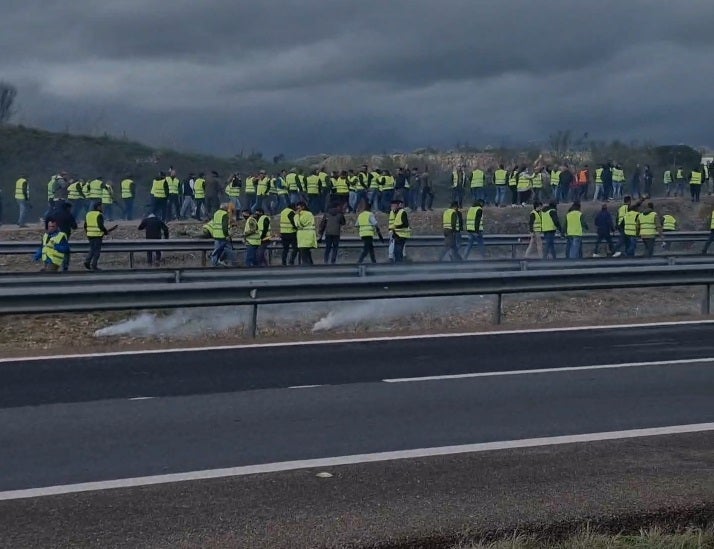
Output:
[0, 231, 709, 267]
[1, 264, 713, 337]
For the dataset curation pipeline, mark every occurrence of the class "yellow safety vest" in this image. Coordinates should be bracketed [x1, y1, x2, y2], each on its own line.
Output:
[47, 177, 56, 200]
[101, 184, 114, 205]
[517, 174, 531, 192]
[691, 171, 702, 185]
[466, 206, 483, 232]
[285, 173, 299, 191]
[451, 171, 460, 188]
[225, 181, 241, 198]
[257, 214, 271, 241]
[494, 169, 507, 185]
[617, 204, 629, 224]
[541, 208, 556, 232]
[192, 178, 204, 199]
[382, 176, 395, 190]
[595, 168, 603, 183]
[663, 171, 672, 184]
[42, 231, 68, 266]
[88, 179, 104, 199]
[357, 211, 376, 237]
[532, 173, 543, 189]
[167, 177, 180, 195]
[67, 182, 82, 200]
[566, 211, 583, 236]
[244, 217, 261, 246]
[243, 177, 255, 194]
[279, 208, 296, 234]
[211, 209, 228, 239]
[662, 214, 676, 231]
[306, 175, 320, 195]
[388, 210, 396, 231]
[333, 177, 349, 194]
[550, 170, 560, 186]
[612, 168, 625, 182]
[120, 179, 133, 199]
[393, 209, 411, 238]
[369, 172, 382, 190]
[624, 210, 639, 236]
[257, 177, 270, 196]
[150, 178, 167, 198]
[85, 211, 104, 237]
[710, 211, 714, 230]
[676, 169, 684, 179]
[638, 212, 657, 237]
[15, 178, 28, 200]
[470, 170, 485, 188]
[509, 172, 518, 187]
[296, 210, 317, 249]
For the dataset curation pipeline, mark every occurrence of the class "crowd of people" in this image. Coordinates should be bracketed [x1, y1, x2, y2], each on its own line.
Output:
[17, 159, 714, 272]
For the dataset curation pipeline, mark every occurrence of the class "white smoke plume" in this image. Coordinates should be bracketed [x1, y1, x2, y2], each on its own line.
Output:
[94, 296, 491, 339]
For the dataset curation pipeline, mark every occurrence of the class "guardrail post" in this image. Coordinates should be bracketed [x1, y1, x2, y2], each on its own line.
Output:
[358, 264, 367, 277]
[511, 245, 516, 259]
[668, 256, 676, 265]
[174, 270, 181, 283]
[520, 261, 527, 271]
[250, 304, 258, 338]
[201, 251, 207, 267]
[703, 284, 711, 315]
[493, 293, 502, 325]
[129, 252, 134, 269]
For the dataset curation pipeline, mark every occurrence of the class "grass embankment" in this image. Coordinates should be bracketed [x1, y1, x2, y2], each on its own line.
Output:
[461, 525, 714, 548]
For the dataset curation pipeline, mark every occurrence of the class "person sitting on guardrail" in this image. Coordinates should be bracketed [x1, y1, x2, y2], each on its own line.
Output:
[638, 202, 662, 258]
[565, 202, 587, 259]
[83, 202, 118, 271]
[661, 212, 677, 251]
[295, 201, 317, 265]
[440, 201, 463, 262]
[138, 213, 169, 267]
[541, 201, 562, 260]
[34, 219, 70, 272]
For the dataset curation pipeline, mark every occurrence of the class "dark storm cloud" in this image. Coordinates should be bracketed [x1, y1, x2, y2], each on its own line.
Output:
[2, 0, 714, 156]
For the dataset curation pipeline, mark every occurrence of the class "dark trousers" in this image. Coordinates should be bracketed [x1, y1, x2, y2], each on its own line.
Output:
[642, 238, 656, 258]
[299, 248, 313, 265]
[167, 195, 180, 220]
[439, 231, 462, 261]
[151, 197, 166, 220]
[281, 234, 298, 265]
[594, 233, 614, 255]
[510, 186, 518, 205]
[194, 199, 205, 219]
[691, 184, 701, 202]
[147, 250, 162, 264]
[85, 237, 103, 268]
[358, 236, 377, 263]
[393, 236, 406, 262]
[421, 187, 434, 210]
[323, 235, 340, 264]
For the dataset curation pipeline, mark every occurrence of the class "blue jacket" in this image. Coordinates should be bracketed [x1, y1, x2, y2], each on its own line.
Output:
[34, 230, 70, 262]
[594, 210, 614, 235]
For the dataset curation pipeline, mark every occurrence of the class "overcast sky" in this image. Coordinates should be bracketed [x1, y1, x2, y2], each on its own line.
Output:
[2, 0, 713, 157]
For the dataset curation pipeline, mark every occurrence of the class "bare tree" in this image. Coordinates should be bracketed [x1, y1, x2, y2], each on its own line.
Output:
[0, 81, 17, 124]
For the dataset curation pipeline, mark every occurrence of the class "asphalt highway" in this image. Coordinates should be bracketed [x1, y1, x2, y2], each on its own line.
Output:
[0, 322, 713, 547]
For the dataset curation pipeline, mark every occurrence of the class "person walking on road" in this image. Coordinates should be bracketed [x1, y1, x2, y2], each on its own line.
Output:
[84, 202, 118, 271]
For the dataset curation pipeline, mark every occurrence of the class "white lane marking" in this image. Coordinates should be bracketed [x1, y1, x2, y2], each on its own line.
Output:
[128, 397, 155, 401]
[382, 357, 714, 383]
[0, 422, 711, 501]
[288, 385, 322, 389]
[0, 318, 713, 364]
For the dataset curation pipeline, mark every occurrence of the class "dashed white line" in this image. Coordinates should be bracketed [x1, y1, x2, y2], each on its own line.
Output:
[382, 357, 714, 383]
[128, 396, 155, 401]
[0, 422, 711, 501]
[288, 385, 322, 389]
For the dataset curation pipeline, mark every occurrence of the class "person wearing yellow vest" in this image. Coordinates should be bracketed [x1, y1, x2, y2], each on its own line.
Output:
[541, 201, 562, 259]
[549, 166, 561, 204]
[285, 168, 304, 206]
[494, 164, 508, 207]
[663, 169, 673, 197]
[611, 195, 637, 257]
[150, 171, 169, 221]
[224, 173, 242, 221]
[165, 169, 181, 221]
[67, 178, 86, 220]
[517, 167, 533, 207]
[620, 203, 640, 257]
[101, 180, 116, 221]
[531, 167, 545, 203]
[391, 199, 410, 263]
[15, 176, 30, 227]
[193, 173, 206, 220]
[242, 209, 261, 267]
[274, 170, 289, 214]
[702, 208, 714, 255]
[255, 208, 272, 267]
[637, 202, 661, 258]
[119, 176, 135, 221]
[612, 164, 625, 200]
[33, 219, 70, 272]
[355, 201, 384, 264]
[439, 201, 463, 262]
[83, 202, 117, 270]
[209, 204, 233, 267]
[525, 201, 544, 259]
[305, 169, 322, 215]
[675, 166, 686, 197]
[564, 202, 587, 259]
[279, 204, 298, 266]
[294, 201, 317, 265]
[463, 199, 485, 260]
[661, 213, 677, 251]
[469, 167, 485, 204]
[690, 166, 704, 203]
[593, 165, 605, 202]
[450, 166, 465, 208]
[331, 170, 350, 210]
[508, 166, 520, 207]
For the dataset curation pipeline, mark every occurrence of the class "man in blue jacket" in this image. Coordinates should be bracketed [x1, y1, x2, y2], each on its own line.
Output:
[593, 203, 615, 257]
